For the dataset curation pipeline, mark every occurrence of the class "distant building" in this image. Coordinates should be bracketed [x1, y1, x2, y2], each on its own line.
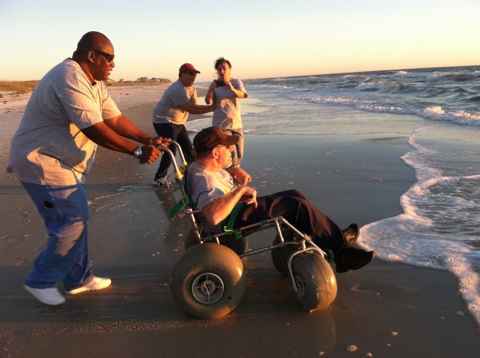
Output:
[136, 77, 170, 83]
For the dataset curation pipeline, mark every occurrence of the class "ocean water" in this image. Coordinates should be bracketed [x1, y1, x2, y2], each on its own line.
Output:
[195, 66, 480, 324]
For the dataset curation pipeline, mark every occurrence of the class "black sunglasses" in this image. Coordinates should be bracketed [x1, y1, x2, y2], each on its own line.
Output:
[92, 49, 115, 63]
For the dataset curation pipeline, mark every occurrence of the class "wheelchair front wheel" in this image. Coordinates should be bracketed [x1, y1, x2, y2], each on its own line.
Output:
[291, 252, 337, 311]
[171, 243, 247, 319]
[271, 227, 298, 276]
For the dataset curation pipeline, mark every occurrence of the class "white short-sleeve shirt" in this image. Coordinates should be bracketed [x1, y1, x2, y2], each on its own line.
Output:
[212, 78, 247, 130]
[152, 79, 197, 125]
[186, 162, 235, 233]
[7, 58, 121, 185]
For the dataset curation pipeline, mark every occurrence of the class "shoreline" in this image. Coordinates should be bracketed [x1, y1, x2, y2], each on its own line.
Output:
[1, 85, 479, 357]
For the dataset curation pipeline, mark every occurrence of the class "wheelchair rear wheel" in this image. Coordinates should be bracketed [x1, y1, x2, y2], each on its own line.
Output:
[222, 236, 248, 255]
[183, 226, 201, 250]
[291, 252, 337, 311]
[184, 226, 247, 255]
[171, 243, 247, 319]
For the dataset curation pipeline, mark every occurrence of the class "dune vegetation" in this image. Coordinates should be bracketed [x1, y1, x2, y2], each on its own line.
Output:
[0, 79, 170, 98]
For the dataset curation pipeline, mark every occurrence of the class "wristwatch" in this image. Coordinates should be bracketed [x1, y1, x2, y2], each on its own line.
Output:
[133, 146, 142, 158]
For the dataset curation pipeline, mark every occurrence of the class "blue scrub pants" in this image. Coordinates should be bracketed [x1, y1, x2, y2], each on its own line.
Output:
[21, 182, 93, 291]
[222, 128, 244, 167]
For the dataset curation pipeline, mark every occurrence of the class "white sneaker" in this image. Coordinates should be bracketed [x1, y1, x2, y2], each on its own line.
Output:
[152, 177, 168, 186]
[24, 284, 65, 305]
[65, 276, 112, 295]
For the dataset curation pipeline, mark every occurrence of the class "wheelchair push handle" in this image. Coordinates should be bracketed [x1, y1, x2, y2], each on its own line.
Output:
[157, 141, 187, 181]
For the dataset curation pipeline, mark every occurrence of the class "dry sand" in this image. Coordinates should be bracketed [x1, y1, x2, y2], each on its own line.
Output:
[0, 85, 479, 357]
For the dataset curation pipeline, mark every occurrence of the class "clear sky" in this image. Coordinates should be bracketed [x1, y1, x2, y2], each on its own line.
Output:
[1, 0, 478, 83]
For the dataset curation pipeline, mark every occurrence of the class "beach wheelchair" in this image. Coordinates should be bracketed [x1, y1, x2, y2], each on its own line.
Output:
[159, 141, 337, 319]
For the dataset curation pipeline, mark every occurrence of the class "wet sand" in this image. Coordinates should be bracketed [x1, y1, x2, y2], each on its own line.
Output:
[0, 86, 479, 357]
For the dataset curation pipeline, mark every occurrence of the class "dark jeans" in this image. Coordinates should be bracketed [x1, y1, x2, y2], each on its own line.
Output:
[235, 190, 347, 254]
[153, 122, 195, 179]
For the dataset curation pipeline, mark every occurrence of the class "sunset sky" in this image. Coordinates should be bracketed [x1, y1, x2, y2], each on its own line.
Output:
[1, 0, 478, 82]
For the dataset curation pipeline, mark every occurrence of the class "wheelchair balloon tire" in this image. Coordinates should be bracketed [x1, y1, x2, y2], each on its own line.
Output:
[171, 243, 247, 319]
[291, 252, 337, 311]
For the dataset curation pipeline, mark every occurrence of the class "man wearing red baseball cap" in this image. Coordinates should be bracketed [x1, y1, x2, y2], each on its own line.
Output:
[178, 63, 200, 75]
[152, 63, 215, 186]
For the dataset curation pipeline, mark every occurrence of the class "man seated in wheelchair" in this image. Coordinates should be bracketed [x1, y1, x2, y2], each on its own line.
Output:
[186, 127, 376, 273]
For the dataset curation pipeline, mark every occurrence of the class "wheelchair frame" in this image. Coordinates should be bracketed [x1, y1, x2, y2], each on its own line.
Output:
[159, 141, 337, 318]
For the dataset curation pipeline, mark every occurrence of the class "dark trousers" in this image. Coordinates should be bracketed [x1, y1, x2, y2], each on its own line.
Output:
[235, 190, 346, 254]
[153, 123, 195, 179]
